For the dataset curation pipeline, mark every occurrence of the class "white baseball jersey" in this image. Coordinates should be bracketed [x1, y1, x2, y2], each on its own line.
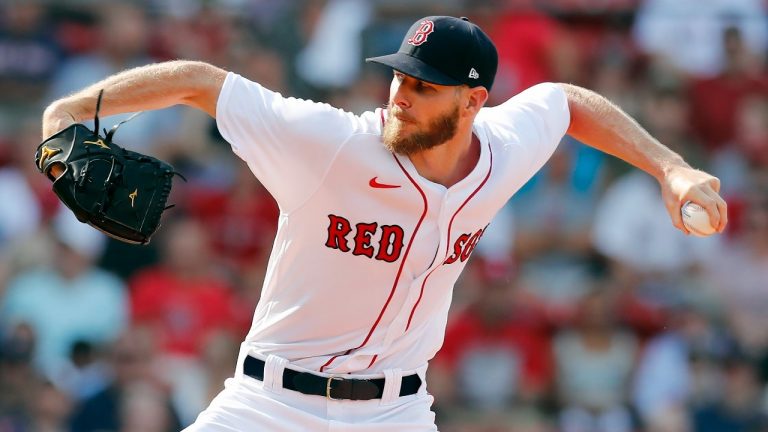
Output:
[216, 72, 569, 375]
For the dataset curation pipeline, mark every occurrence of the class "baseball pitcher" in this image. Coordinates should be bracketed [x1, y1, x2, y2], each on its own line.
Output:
[40, 16, 727, 431]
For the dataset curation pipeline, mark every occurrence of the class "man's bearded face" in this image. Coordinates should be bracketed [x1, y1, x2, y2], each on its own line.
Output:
[382, 101, 460, 155]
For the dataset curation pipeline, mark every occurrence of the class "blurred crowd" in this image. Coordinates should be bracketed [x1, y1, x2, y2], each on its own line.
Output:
[0, 0, 767, 431]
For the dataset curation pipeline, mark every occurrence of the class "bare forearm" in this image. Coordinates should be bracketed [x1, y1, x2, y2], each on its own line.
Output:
[560, 83, 689, 181]
[559, 83, 727, 234]
[42, 60, 226, 139]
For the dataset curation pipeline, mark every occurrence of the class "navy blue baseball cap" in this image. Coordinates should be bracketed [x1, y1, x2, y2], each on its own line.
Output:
[366, 16, 498, 91]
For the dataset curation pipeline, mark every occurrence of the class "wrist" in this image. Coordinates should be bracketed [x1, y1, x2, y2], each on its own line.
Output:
[42, 102, 77, 139]
[658, 156, 691, 182]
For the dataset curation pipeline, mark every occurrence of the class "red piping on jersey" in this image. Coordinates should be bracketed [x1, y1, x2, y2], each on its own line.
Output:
[319, 117, 428, 373]
[367, 354, 379, 368]
[405, 140, 493, 331]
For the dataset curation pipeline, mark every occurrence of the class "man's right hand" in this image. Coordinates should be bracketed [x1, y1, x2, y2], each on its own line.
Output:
[659, 165, 728, 235]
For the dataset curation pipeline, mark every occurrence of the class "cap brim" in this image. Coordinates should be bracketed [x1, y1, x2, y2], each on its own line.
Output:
[366, 52, 463, 86]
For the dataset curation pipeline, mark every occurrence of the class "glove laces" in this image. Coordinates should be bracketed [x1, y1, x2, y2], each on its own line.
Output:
[93, 89, 143, 140]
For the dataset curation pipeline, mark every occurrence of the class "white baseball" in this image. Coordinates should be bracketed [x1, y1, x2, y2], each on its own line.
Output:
[681, 201, 716, 237]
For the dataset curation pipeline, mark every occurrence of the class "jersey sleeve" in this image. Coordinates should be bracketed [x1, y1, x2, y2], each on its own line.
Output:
[216, 72, 368, 211]
[477, 82, 570, 189]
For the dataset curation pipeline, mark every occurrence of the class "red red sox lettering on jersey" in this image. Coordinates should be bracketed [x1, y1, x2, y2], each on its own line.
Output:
[216, 73, 570, 375]
[324, 214, 486, 264]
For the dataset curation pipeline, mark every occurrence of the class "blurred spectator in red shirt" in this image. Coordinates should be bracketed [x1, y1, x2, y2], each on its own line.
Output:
[185, 161, 278, 275]
[471, 0, 572, 105]
[690, 26, 768, 153]
[128, 217, 241, 358]
[729, 96, 768, 170]
[128, 217, 250, 425]
[429, 259, 553, 429]
[708, 93, 768, 239]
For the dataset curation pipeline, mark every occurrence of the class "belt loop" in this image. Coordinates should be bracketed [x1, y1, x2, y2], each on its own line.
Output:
[381, 368, 402, 405]
[234, 347, 249, 380]
[264, 355, 288, 393]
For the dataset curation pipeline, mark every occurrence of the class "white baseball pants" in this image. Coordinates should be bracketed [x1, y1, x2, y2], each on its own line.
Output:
[182, 353, 438, 431]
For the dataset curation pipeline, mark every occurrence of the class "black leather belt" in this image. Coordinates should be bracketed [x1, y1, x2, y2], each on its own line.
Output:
[243, 355, 422, 401]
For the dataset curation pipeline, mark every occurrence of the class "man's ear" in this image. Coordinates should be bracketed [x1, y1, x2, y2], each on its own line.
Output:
[463, 86, 489, 116]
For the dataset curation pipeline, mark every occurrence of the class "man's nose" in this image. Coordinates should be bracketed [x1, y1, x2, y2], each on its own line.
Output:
[392, 84, 411, 109]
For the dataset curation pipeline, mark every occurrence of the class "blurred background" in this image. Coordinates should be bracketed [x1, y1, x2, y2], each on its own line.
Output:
[0, 0, 767, 431]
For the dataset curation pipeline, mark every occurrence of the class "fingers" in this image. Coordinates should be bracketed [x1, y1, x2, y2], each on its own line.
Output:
[710, 190, 728, 232]
[698, 179, 728, 232]
[700, 196, 721, 231]
[48, 163, 66, 180]
[662, 168, 727, 236]
[708, 175, 726, 231]
[684, 185, 728, 234]
[708, 176, 721, 194]
[666, 196, 689, 234]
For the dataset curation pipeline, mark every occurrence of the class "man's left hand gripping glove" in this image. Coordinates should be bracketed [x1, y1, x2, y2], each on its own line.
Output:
[35, 90, 183, 245]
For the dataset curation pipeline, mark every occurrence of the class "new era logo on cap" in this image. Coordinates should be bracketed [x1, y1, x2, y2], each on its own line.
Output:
[366, 16, 498, 91]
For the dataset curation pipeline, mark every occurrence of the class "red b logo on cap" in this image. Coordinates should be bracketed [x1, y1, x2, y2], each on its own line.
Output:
[407, 20, 434, 46]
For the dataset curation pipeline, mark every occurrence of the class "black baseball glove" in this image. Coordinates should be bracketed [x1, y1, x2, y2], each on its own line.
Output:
[35, 90, 183, 245]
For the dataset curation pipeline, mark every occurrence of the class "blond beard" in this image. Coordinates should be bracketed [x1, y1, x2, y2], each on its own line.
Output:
[382, 104, 459, 155]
